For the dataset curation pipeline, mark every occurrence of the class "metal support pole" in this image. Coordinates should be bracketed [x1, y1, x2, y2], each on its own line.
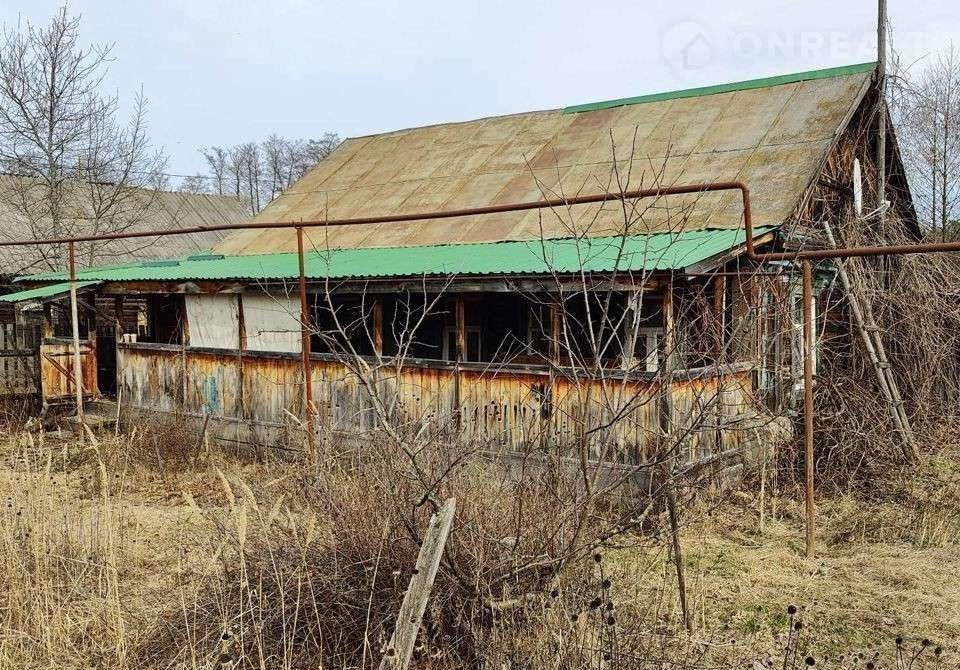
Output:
[877, 0, 887, 226]
[659, 276, 691, 634]
[296, 227, 316, 464]
[802, 260, 815, 559]
[68, 241, 84, 423]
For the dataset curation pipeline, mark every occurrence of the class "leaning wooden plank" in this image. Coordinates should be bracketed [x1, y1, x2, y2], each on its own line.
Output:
[379, 498, 456, 670]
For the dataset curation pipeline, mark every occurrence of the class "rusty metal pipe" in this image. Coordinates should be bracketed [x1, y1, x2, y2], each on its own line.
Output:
[296, 226, 316, 465]
[0, 182, 751, 248]
[802, 260, 815, 559]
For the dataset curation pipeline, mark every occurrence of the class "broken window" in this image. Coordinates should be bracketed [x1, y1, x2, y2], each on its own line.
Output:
[133, 295, 185, 345]
[442, 327, 481, 362]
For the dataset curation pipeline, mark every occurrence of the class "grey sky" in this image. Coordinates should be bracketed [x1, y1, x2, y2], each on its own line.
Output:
[2, 1, 958, 180]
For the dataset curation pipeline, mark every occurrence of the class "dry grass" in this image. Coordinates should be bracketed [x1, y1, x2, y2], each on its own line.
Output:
[0, 427, 955, 669]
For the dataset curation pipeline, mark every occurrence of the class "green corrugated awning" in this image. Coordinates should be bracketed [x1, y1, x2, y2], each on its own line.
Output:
[18, 227, 775, 285]
[0, 280, 101, 303]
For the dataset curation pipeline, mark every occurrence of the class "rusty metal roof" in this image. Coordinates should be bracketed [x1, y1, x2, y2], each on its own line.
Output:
[214, 63, 874, 257]
[0, 174, 250, 276]
[21, 226, 775, 283]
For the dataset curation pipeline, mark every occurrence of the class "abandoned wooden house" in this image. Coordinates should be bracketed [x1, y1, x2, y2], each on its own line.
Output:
[1, 62, 917, 467]
[0, 179, 249, 397]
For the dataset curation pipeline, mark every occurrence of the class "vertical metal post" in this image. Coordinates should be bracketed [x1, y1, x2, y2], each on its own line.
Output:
[876, 0, 887, 226]
[296, 226, 316, 464]
[659, 276, 691, 634]
[802, 260, 815, 558]
[68, 241, 84, 422]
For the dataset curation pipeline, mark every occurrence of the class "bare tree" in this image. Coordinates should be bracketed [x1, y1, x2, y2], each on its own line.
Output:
[893, 46, 960, 239]
[0, 6, 167, 271]
[178, 173, 209, 194]
[194, 132, 340, 214]
[200, 146, 229, 195]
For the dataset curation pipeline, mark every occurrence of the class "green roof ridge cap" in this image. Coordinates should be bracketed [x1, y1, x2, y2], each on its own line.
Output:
[562, 61, 877, 114]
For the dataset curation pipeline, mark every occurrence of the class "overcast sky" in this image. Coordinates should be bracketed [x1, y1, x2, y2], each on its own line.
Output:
[1, 1, 958, 180]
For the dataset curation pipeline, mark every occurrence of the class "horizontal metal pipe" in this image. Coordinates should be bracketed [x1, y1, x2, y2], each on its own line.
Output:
[0, 182, 750, 248]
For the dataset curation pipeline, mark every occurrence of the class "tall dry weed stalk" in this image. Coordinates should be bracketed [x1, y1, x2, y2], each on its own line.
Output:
[0, 431, 127, 668]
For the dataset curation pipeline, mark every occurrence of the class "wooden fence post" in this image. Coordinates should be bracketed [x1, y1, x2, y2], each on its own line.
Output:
[379, 498, 456, 670]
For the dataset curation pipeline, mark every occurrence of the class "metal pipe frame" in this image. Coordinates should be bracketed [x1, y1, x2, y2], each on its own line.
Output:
[11, 182, 750, 466]
[296, 226, 316, 465]
[21, 178, 938, 563]
[0, 182, 750, 248]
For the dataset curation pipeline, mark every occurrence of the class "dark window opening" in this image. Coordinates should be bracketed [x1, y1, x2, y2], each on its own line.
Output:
[559, 292, 629, 364]
[382, 292, 448, 360]
[311, 294, 376, 356]
[675, 279, 726, 368]
[443, 328, 481, 361]
[135, 295, 184, 345]
[50, 302, 93, 339]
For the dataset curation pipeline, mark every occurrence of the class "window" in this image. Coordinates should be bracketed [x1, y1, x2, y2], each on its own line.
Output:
[559, 292, 629, 363]
[127, 295, 184, 345]
[442, 327, 481, 362]
[526, 302, 553, 358]
[633, 327, 663, 373]
[623, 294, 664, 372]
[312, 295, 376, 356]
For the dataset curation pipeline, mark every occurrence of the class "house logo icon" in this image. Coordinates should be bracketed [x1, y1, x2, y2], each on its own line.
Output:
[662, 22, 714, 77]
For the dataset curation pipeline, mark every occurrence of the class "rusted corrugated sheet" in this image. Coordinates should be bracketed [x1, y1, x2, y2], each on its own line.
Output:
[215, 66, 871, 256]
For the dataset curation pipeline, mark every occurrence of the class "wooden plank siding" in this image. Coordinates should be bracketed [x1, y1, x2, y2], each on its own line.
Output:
[116, 342, 757, 464]
[39, 339, 97, 400]
[0, 322, 40, 396]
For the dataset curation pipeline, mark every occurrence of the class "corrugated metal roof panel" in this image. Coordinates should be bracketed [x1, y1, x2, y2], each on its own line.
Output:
[0, 175, 250, 275]
[0, 280, 100, 302]
[213, 63, 871, 257]
[22, 227, 774, 284]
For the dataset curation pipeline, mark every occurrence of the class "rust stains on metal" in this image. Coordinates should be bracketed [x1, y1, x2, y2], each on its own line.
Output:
[116, 342, 754, 464]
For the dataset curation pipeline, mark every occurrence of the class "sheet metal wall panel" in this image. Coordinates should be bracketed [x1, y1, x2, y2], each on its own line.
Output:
[242, 294, 301, 353]
[117, 341, 757, 465]
[185, 294, 240, 350]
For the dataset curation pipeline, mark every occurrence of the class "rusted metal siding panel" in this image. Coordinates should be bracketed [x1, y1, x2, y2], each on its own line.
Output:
[118, 346, 182, 411]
